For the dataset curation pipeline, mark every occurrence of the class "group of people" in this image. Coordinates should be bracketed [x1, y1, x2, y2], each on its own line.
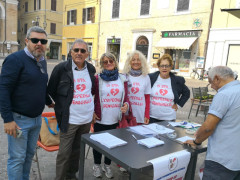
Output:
[0, 26, 239, 180]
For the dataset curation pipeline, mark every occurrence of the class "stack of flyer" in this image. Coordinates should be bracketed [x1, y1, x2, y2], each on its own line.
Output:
[90, 132, 127, 149]
[137, 137, 164, 148]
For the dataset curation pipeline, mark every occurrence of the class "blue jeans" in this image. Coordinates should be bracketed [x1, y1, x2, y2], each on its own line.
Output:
[7, 112, 42, 180]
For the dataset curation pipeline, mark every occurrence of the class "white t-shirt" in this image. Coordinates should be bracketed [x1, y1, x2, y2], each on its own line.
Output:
[69, 68, 94, 125]
[96, 78, 124, 125]
[150, 76, 176, 120]
[128, 75, 151, 123]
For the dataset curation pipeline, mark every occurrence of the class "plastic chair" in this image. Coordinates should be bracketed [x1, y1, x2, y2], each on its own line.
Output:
[35, 112, 59, 180]
[188, 87, 212, 120]
[85, 123, 94, 159]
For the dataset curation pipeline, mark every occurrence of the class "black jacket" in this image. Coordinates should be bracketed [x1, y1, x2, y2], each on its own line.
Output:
[148, 71, 190, 107]
[47, 60, 96, 132]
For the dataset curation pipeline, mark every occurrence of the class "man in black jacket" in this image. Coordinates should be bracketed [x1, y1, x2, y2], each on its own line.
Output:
[48, 39, 96, 180]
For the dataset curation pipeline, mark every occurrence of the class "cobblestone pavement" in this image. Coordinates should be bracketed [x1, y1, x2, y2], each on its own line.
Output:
[0, 59, 210, 180]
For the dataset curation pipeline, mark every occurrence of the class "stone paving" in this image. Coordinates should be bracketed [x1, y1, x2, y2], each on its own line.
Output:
[0, 59, 210, 180]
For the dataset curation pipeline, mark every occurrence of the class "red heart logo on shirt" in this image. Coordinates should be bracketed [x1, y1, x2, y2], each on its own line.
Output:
[159, 89, 168, 96]
[110, 88, 119, 96]
[76, 84, 86, 92]
[131, 87, 139, 94]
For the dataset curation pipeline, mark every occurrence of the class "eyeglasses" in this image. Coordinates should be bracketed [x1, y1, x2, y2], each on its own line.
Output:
[103, 59, 114, 65]
[73, 48, 87, 54]
[36, 62, 45, 74]
[159, 65, 171, 68]
[29, 38, 48, 45]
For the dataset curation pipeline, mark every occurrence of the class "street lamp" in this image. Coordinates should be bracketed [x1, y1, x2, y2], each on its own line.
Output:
[32, 16, 40, 26]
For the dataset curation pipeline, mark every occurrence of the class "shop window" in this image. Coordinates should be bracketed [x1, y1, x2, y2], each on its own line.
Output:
[51, 0, 56, 11]
[67, 10, 77, 25]
[82, 7, 95, 24]
[140, 0, 150, 16]
[50, 23, 56, 34]
[112, 0, 120, 19]
[176, 0, 190, 12]
[34, 0, 41, 11]
[25, 2, 28, 12]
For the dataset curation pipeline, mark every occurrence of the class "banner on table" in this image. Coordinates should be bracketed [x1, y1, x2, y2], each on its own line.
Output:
[148, 150, 191, 180]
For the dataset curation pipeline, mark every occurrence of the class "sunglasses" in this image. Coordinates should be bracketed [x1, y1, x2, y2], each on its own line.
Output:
[160, 65, 171, 68]
[103, 59, 114, 65]
[36, 62, 45, 74]
[29, 38, 48, 45]
[73, 48, 87, 53]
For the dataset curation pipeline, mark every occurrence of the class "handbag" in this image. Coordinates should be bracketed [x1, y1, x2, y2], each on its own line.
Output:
[39, 116, 60, 146]
[118, 109, 137, 128]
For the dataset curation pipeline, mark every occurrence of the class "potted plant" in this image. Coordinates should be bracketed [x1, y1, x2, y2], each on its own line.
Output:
[46, 52, 51, 59]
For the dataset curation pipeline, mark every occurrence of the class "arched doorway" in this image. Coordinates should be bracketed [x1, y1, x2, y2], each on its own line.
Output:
[136, 36, 149, 58]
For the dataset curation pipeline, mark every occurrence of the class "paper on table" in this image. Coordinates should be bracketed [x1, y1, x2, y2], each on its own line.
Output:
[129, 125, 158, 135]
[137, 137, 164, 148]
[143, 123, 175, 134]
[90, 132, 127, 149]
[176, 136, 194, 143]
[168, 121, 201, 129]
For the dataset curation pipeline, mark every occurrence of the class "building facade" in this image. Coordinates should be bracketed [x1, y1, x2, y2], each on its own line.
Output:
[0, 0, 18, 57]
[98, 0, 213, 75]
[18, 0, 63, 59]
[206, 0, 240, 76]
[62, 0, 100, 63]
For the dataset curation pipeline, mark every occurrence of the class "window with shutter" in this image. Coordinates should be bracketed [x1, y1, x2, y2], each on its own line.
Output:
[25, 2, 28, 12]
[177, 0, 189, 12]
[34, 0, 41, 10]
[39, 0, 41, 9]
[34, 0, 36, 10]
[112, 0, 120, 19]
[51, 0, 56, 11]
[140, 0, 150, 16]
[72, 10, 77, 25]
[50, 23, 56, 34]
[87, 8, 92, 21]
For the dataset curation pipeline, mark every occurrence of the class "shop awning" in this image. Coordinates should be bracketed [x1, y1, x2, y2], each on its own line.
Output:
[155, 37, 198, 50]
[221, 8, 240, 18]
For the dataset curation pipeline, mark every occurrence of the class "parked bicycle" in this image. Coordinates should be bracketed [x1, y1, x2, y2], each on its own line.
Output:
[190, 68, 209, 80]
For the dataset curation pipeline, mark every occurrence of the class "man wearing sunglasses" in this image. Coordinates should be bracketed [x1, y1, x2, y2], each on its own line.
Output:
[0, 26, 53, 180]
[47, 39, 96, 180]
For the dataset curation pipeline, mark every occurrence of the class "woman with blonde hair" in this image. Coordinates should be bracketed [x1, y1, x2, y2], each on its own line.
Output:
[123, 50, 151, 124]
[92, 52, 129, 178]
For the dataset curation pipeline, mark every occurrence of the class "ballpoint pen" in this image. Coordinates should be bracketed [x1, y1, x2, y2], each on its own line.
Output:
[132, 134, 138, 141]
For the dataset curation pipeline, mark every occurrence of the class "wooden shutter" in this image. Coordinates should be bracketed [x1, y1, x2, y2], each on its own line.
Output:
[82, 8, 86, 24]
[72, 10, 77, 25]
[91, 7, 95, 23]
[24, 23, 28, 34]
[50, 23, 56, 34]
[25, 2, 28, 12]
[51, 0, 56, 11]
[34, 0, 36, 10]
[140, 0, 150, 15]
[67, 11, 70, 25]
[112, 0, 120, 18]
[39, 0, 41, 9]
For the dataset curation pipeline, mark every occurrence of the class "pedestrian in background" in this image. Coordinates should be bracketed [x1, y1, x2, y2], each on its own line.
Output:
[123, 50, 151, 125]
[92, 52, 129, 179]
[148, 54, 190, 122]
[184, 66, 240, 180]
[0, 26, 53, 180]
[47, 39, 96, 180]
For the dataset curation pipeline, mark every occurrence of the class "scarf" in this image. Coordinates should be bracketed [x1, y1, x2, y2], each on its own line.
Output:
[129, 68, 142, 77]
[100, 69, 119, 81]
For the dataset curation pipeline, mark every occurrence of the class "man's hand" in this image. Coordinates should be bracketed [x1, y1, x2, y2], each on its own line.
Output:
[4, 121, 21, 138]
[92, 112, 100, 123]
[120, 103, 128, 113]
[144, 117, 149, 124]
[183, 140, 197, 149]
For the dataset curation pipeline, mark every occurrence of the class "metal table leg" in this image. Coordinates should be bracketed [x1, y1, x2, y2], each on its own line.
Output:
[78, 140, 86, 180]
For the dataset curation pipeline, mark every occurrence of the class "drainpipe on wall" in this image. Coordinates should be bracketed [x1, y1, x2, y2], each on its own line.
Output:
[96, 0, 101, 67]
[2, 0, 7, 57]
[202, 0, 215, 77]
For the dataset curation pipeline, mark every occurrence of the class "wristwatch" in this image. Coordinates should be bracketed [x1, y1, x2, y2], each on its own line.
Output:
[193, 139, 202, 146]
